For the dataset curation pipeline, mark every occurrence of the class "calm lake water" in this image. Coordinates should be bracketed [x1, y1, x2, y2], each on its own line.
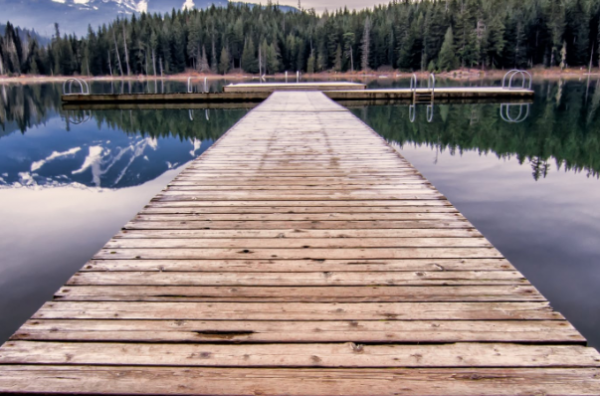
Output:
[1, 79, 599, 348]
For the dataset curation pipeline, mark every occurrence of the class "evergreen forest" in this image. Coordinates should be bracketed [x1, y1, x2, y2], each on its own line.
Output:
[2, 0, 600, 76]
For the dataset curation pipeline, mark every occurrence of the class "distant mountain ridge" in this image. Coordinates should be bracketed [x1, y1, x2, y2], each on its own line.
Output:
[0, 23, 50, 45]
[1, 0, 297, 37]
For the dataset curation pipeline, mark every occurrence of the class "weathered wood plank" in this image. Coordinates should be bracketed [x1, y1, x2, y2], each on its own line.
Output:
[32, 301, 562, 320]
[12, 319, 582, 343]
[2, 341, 599, 367]
[0, 366, 597, 396]
[175, 173, 424, 179]
[66, 271, 524, 286]
[156, 191, 443, 198]
[123, 220, 473, 230]
[165, 185, 437, 191]
[105, 237, 491, 249]
[133, 213, 465, 221]
[146, 200, 452, 207]
[140, 206, 460, 214]
[93, 247, 502, 260]
[54, 285, 541, 302]
[169, 180, 430, 186]
[114, 229, 483, 239]
[82, 258, 514, 273]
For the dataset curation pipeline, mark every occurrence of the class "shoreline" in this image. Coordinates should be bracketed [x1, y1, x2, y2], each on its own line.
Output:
[1, 67, 599, 84]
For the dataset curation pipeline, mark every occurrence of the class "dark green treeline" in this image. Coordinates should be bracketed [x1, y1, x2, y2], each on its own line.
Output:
[3, 0, 600, 76]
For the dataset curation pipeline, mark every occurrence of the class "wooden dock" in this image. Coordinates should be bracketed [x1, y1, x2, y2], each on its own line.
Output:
[326, 86, 534, 101]
[223, 81, 367, 92]
[61, 83, 533, 105]
[1, 91, 599, 395]
[61, 92, 271, 104]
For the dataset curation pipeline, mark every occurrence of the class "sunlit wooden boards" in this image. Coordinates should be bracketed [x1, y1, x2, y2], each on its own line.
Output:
[61, 92, 271, 104]
[1, 91, 598, 395]
[325, 87, 534, 102]
[224, 82, 366, 92]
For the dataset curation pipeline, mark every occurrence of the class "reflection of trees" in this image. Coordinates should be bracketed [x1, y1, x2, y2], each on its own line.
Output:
[530, 157, 550, 181]
[0, 83, 245, 141]
[62, 108, 244, 141]
[0, 84, 61, 137]
[353, 80, 600, 179]
[5, 81, 600, 180]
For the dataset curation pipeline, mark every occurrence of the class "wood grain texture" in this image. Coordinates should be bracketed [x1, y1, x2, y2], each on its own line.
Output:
[104, 237, 492, 249]
[0, 91, 596, 395]
[93, 247, 503, 260]
[66, 271, 525, 286]
[12, 320, 583, 343]
[2, 341, 599, 367]
[81, 258, 515, 272]
[32, 301, 562, 320]
[0, 366, 597, 396]
[53, 285, 542, 302]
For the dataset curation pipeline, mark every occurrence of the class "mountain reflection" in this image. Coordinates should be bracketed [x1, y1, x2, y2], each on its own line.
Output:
[0, 84, 246, 189]
[3, 80, 600, 184]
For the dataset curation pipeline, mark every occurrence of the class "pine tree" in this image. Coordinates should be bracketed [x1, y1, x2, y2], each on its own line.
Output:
[241, 38, 258, 73]
[361, 17, 371, 71]
[211, 34, 218, 73]
[343, 32, 355, 71]
[219, 46, 230, 74]
[483, 16, 505, 68]
[306, 49, 316, 73]
[438, 26, 458, 71]
[566, 0, 589, 66]
[187, 18, 202, 70]
[265, 42, 280, 74]
[334, 43, 342, 71]
[200, 45, 210, 72]
[548, 0, 566, 66]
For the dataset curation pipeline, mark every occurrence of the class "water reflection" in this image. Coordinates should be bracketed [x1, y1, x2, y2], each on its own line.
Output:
[0, 83, 248, 343]
[1, 85, 246, 189]
[352, 80, 600, 180]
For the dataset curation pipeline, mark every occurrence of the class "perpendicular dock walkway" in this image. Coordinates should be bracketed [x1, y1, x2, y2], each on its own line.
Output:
[61, 81, 533, 105]
[1, 92, 599, 395]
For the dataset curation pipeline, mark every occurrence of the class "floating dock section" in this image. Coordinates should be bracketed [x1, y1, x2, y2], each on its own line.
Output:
[61, 82, 533, 105]
[1, 92, 598, 395]
[223, 81, 367, 92]
[326, 86, 533, 101]
[61, 92, 271, 104]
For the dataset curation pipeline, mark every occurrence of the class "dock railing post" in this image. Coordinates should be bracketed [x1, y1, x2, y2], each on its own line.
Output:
[409, 73, 418, 123]
[285, 71, 288, 83]
[62, 78, 90, 96]
[296, 71, 300, 83]
[499, 103, 530, 123]
[428, 73, 435, 98]
[427, 73, 435, 123]
[410, 73, 418, 101]
[187, 77, 194, 93]
[502, 69, 532, 90]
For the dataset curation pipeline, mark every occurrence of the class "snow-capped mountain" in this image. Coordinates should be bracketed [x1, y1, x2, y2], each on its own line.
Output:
[0, 122, 214, 189]
[1, 0, 231, 36]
